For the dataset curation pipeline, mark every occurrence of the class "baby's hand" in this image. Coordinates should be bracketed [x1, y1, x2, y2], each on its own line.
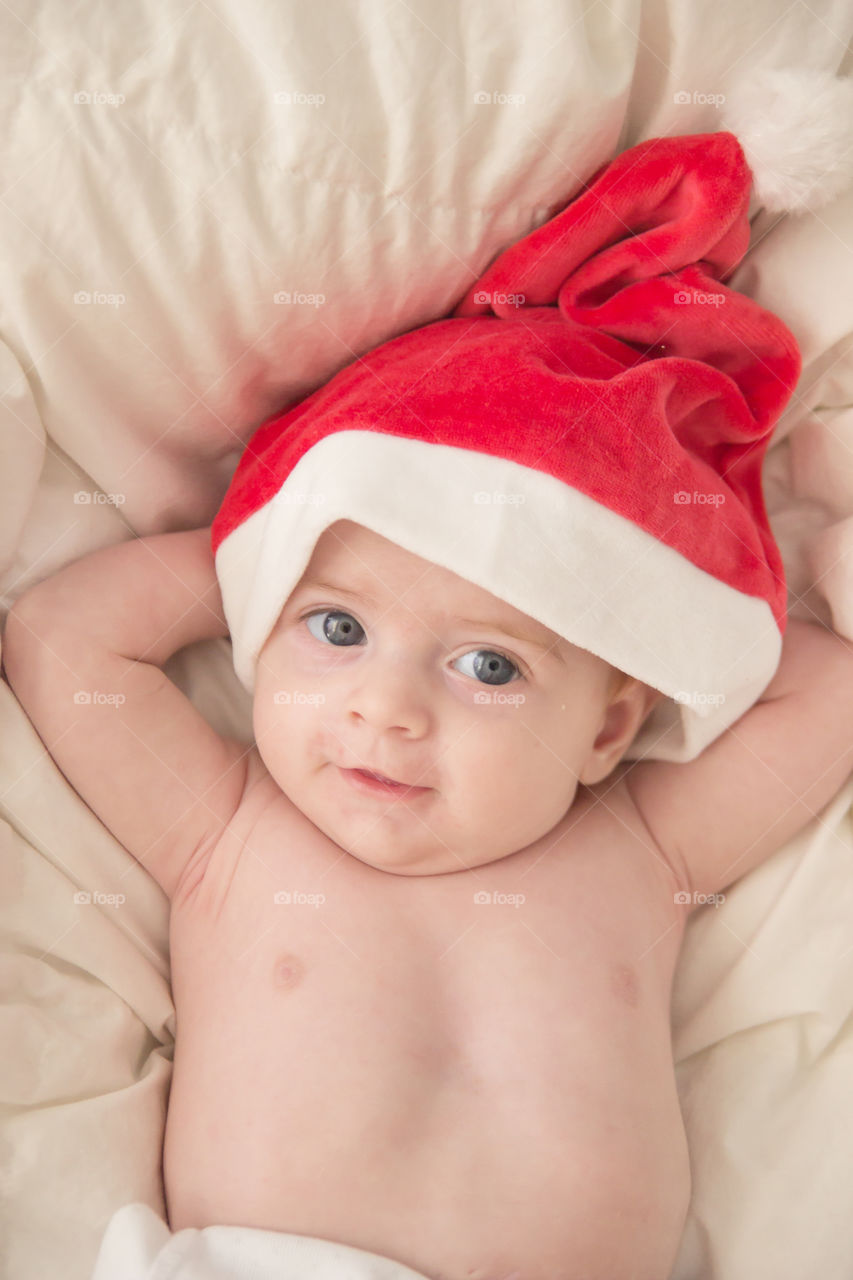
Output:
[624, 619, 853, 908]
[2, 529, 248, 900]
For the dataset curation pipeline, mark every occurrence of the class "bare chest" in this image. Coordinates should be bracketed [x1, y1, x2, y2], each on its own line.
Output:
[170, 769, 684, 1081]
[164, 769, 690, 1278]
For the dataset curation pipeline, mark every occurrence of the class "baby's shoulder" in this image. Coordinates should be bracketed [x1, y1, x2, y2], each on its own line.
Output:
[558, 762, 683, 900]
[173, 742, 349, 921]
[172, 743, 286, 903]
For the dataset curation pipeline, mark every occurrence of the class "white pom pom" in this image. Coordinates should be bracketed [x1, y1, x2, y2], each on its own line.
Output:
[720, 67, 853, 214]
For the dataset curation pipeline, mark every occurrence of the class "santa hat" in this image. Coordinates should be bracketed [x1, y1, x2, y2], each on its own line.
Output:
[212, 68, 853, 762]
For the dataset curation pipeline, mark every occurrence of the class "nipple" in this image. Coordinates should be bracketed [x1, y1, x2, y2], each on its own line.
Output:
[272, 952, 305, 991]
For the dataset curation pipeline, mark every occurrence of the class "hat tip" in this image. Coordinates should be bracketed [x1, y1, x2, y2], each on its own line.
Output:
[720, 66, 853, 215]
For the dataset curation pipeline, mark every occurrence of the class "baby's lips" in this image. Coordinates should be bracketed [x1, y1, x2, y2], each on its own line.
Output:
[340, 762, 433, 790]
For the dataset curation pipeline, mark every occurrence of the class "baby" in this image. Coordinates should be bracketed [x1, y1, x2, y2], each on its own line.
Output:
[7, 124, 853, 1280]
[4, 518, 853, 1280]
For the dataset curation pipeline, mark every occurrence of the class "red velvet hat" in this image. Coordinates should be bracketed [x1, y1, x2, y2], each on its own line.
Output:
[212, 71, 853, 761]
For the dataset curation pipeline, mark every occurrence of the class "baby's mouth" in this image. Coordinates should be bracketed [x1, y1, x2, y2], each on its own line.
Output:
[340, 766, 431, 798]
[362, 769, 398, 784]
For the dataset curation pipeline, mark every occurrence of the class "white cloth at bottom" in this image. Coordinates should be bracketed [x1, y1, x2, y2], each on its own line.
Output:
[91, 1203, 432, 1280]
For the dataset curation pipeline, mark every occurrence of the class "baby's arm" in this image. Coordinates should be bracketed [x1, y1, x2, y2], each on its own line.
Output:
[1, 529, 248, 901]
[625, 619, 853, 906]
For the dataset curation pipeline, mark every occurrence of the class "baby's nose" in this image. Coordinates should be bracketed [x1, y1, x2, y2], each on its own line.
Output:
[347, 657, 430, 736]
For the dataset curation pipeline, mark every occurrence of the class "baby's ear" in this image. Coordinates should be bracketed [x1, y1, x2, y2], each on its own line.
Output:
[579, 679, 661, 785]
[641, 685, 666, 716]
[628, 683, 666, 738]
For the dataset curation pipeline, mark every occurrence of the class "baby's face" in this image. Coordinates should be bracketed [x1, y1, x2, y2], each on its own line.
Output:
[254, 520, 643, 875]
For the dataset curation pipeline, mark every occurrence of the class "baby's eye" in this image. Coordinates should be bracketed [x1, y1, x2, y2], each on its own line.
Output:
[305, 609, 365, 646]
[452, 649, 519, 686]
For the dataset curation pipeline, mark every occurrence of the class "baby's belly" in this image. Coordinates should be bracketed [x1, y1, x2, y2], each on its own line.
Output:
[163, 841, 691, 1280]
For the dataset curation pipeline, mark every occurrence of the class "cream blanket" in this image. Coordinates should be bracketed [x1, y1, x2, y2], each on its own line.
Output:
[1, 3, 852, 1278]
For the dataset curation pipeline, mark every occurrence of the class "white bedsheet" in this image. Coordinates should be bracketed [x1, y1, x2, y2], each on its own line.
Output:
[1, 3, 852, 1279]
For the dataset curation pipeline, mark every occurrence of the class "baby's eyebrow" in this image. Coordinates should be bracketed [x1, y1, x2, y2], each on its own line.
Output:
[296, 578, 378, 606]
[453, 614, 563, 660]
[298, 577, 562, 661]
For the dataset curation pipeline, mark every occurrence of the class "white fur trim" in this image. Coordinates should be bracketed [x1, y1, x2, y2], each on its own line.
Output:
[215, 431, 781, 762]
[721, 68, 853, 214]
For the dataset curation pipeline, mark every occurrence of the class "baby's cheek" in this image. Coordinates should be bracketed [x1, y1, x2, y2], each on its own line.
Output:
[511, 723, 579, 798]
[444, 672, 527, 713]
[252, 694, 295, 766]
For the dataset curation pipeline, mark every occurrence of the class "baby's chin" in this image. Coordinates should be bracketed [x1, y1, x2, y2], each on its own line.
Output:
[261, 756, 520, 876]
[325, 824, 483, 877]
[302, 803, 500, 877]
